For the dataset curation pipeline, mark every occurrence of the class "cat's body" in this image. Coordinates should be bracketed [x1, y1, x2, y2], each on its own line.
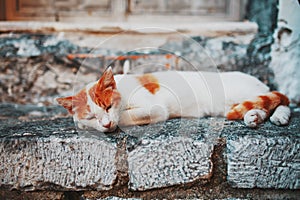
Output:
[57, 68, 291, 132]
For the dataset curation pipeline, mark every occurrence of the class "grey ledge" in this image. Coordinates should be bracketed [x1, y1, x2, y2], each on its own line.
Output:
[227, 135, 300, 189]
[0, 117, 118, 191]
[0, 104, 300, 192]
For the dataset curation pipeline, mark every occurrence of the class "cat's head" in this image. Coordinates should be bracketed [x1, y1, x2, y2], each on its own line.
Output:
[57, 67, 121, 132]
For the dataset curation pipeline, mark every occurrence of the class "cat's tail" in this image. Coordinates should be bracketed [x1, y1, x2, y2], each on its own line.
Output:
[226, 91, 289, 120]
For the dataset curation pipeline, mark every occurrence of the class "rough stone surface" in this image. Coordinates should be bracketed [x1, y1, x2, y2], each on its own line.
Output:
[227, 135, 300, 189]
[128, 138, 213, 191]
[226, 109, 300, 189]
[0, 33, 83, 57]
[1, 104, 300, 199]
[0, 117, 118, 191]
[120, 117, 224, 191]
[126, 121, 214, 191]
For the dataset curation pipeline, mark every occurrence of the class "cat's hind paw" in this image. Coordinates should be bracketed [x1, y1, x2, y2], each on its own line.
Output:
[244, 109, 267, 128]
[270, 105, 291, 126]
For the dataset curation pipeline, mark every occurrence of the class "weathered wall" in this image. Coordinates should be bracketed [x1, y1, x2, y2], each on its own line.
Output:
[243, 0, 279, 90]
[270, 0, 300, 104]
[0, 32, 256, 105]
[245, 0, 300, 104]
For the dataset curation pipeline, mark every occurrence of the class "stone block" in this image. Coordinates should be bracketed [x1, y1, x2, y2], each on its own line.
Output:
[125, 119, 215, 191]
[1, 103, 300, 196]
[0, 118, 118, 191]
[227, 134, 300, 189]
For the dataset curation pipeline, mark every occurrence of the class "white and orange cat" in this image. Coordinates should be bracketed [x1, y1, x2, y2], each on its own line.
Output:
[57, 67, 291, 132]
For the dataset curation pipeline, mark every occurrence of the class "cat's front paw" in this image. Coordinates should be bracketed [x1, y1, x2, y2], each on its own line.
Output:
[244, 109, 267, 128]
[270, 105, 291, 126]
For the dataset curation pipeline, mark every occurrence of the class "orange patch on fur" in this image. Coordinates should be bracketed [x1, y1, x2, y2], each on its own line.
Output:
[88, 68, 118, 110]
[74, 89, 91, 119]
[136, 74, 160, 94]
[227, 101, 254, 120]
[243, 101, 254, 110]
[258, 95, 272, 110]
[227, 110, 243, 120]
[230, 103, 238, 109]
[272, 91, 289, 106]
[89, 83, 113, 109]
[56, 89, 90, 119]
[227, 91, 290, 120]
[56, 96, 74, 115]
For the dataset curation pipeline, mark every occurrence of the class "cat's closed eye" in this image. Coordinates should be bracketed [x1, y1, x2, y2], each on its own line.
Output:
[86, 113, 96, 120]
[106, 105, 112, 112]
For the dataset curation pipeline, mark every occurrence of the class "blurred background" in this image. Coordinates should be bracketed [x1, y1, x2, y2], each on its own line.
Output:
[0, 0, 299, 107]
[1, 0, 246, 22]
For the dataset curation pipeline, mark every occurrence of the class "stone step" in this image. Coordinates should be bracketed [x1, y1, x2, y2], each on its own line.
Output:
[227, 135, 300, 189]
[0, 104, 299, 199]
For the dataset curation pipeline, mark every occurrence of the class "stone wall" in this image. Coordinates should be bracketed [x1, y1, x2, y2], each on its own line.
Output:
[243, 0, 279, 90]
[270, 0, 300, 104]
[0, 104, 299, 199]
[246, 0, 300, 104]
[0, 31, 258, 105]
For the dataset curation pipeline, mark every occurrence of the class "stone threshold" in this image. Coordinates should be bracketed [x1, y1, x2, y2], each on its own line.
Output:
[0, 21, 257, 36]
[0, 104, 299, 199]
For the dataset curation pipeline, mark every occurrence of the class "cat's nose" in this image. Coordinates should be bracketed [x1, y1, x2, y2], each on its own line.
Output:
[103, 122, 112, 129]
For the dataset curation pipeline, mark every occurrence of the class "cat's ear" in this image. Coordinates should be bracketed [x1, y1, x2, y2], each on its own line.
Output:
[56, 96, 75, 114]
[89, 67, 118, 108]
[97, 67, 116, 90]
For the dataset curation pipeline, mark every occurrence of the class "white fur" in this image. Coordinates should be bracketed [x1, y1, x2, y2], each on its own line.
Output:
[244, 109, 267, 128]
[72, 81, 120, 132]
[75, 70, 291, 132]
[114, 71, 269, 128]
[270, 105, 291, 126]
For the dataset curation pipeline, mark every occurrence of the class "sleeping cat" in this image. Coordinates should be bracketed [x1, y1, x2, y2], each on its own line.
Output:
[57, 67, 291, 132]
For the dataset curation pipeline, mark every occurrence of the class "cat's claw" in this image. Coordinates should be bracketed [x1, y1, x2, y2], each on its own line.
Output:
[244, 109, 267, 128]
[270, 105, 291, 126]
